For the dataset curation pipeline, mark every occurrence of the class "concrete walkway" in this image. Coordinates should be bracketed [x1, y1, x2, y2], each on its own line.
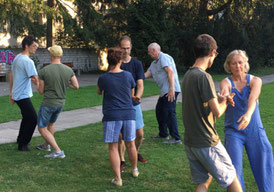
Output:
[1, 74, 274, 144]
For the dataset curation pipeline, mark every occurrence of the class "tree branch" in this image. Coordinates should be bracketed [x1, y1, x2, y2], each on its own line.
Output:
[207, 0, 233, 16]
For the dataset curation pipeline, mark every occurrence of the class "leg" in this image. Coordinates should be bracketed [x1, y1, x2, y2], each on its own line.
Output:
[15, 98, 37, 146]
[155, 96, 168, 137]
[245, 128, 274, 192]
[118, 134, 126, 172]
[38, 125, 61, 152]
[118, 134, 125, 162]
[108, 143, 121, 180]
[44, 122, 55, 146]
[165, 92, 181, 140]
[195, 177, 212, 192]
[135, 128, 143, 152]
[122, 120, 138, 176]
[227, 177, 243, 192]
[225, 133, 245, 191]
[125, 140, 137, 169]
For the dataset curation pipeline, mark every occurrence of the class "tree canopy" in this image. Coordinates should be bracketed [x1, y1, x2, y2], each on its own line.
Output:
[1, 0, 274, 72]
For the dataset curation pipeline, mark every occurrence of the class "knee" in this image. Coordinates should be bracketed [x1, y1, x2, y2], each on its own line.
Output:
[38, 127, 46, 136]
[136, 133, 143, 141]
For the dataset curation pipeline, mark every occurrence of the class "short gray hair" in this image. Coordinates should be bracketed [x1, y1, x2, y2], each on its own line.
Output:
[224, 50, 250, 73]
[148, 42, 161, 51]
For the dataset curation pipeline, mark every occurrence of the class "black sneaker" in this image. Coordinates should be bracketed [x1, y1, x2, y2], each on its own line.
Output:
[151, 134, 169, 139]
[18, 145, 30, 151]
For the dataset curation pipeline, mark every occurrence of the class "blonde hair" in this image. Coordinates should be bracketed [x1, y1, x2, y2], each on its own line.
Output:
[224, 50, 250, 73]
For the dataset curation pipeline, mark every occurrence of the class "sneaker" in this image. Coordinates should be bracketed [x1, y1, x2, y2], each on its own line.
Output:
[36, 143, 51, 152]
[111, 178, 122, 186]
[151, 134, 169, 139]
[132, 168, 139, 178]
[44, 151, 66, 159]
[162, 138, 182, 144]
[138, 153, 147, 163]
[120, 161, 125, 173]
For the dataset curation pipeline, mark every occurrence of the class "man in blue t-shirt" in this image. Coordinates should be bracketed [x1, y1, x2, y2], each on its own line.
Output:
[118, 36, 147, 172]
[145, 42, 182, 144]
[9, 35, 39, 151]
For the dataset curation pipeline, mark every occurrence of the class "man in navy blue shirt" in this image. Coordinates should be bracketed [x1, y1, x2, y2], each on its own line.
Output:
[118, 36, 147, 172]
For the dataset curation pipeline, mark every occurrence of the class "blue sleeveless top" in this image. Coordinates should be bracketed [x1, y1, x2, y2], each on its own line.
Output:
[224, 74, 263, 132]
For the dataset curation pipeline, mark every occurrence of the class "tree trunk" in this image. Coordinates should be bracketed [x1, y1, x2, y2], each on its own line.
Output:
[46, 0, 55, 47]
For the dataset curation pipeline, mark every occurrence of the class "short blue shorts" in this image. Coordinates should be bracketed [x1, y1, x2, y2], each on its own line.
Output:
[38, 105, 63, 128]
[103, 120, 136, 143]
[134, 104, 144, 130]
[184, 141, 236, 188]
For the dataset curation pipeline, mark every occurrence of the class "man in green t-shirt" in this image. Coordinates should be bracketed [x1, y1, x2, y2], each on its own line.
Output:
[182, 34, 242, 191]
[36, 45, 79, 158]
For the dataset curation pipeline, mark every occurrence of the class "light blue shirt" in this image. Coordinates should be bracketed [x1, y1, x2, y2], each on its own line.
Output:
[148, 52, 181, 97]
[11, 53, 37, 101]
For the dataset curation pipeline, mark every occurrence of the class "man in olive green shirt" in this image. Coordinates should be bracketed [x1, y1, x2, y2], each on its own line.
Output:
[36, 45, 79, 158]
[182, 34, 242, 191]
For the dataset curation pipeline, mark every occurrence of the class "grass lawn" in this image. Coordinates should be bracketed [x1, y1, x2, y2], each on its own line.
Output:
[0, 83, 274, 191]
[0, 80, 159, 123]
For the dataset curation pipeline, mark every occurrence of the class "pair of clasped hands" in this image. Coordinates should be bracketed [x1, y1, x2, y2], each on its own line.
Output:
[218, 92, 250, 130]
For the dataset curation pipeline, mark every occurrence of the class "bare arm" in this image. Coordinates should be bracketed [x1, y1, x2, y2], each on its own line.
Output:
[132, 79, 144, 103]
[208, 94, 228, 118]
[164, 66, 175, 102]
[9, 70, 14, 105]
[30, 75, 39, 89]
[220, 78, 235, 107]
[69, 75, 79, 89]
[97, 86, 102, 95]
[144, 71, 152, 79]
[38, 79, 44, 94]
[237, 76, 262, 130]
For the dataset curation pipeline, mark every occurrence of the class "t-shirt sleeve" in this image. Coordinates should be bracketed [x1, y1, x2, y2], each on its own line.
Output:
[135, 61, 145, 80]
[159, 54, 170, 68]
[25, 59, 38, 77]
[199, 73, 216, 102]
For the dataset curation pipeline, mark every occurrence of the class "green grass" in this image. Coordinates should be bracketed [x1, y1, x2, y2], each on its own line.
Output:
[0, 80, 159, 123]
[1, 83, 274, 191]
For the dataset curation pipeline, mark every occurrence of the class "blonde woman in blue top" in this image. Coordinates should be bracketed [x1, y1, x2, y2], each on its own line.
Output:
[97, 47, 139, 187]
[220, 50, 274, 192]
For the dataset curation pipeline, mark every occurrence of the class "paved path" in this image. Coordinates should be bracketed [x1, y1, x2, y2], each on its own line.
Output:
[1, 74, 274, 144]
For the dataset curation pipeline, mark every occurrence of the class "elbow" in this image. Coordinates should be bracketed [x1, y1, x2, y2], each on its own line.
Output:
[212, 110, 222, 118]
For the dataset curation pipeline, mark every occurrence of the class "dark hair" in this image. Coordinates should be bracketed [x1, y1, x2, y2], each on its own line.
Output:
[119, 35, 132, 45]
[194, 34, 217, 58]
[22, 35, 38, 50]
[107, 47, 123, 66]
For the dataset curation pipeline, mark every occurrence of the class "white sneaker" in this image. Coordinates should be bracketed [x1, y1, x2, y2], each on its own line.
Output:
[44, 151, 65, 159]
[36, 143, 51, 152]
[132, 169, 139, 178]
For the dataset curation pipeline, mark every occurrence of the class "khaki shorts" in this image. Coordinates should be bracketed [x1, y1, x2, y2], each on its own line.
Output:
[184, 141, 236, 188]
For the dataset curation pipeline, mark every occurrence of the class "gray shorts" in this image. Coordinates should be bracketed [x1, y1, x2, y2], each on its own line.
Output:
[184, 141, 236, 188]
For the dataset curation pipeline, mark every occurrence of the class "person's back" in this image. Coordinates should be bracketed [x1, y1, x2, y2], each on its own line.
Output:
[182, 67, 219, 148]
[38, 64, 74, 107]
[98, 70, 136, 121]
